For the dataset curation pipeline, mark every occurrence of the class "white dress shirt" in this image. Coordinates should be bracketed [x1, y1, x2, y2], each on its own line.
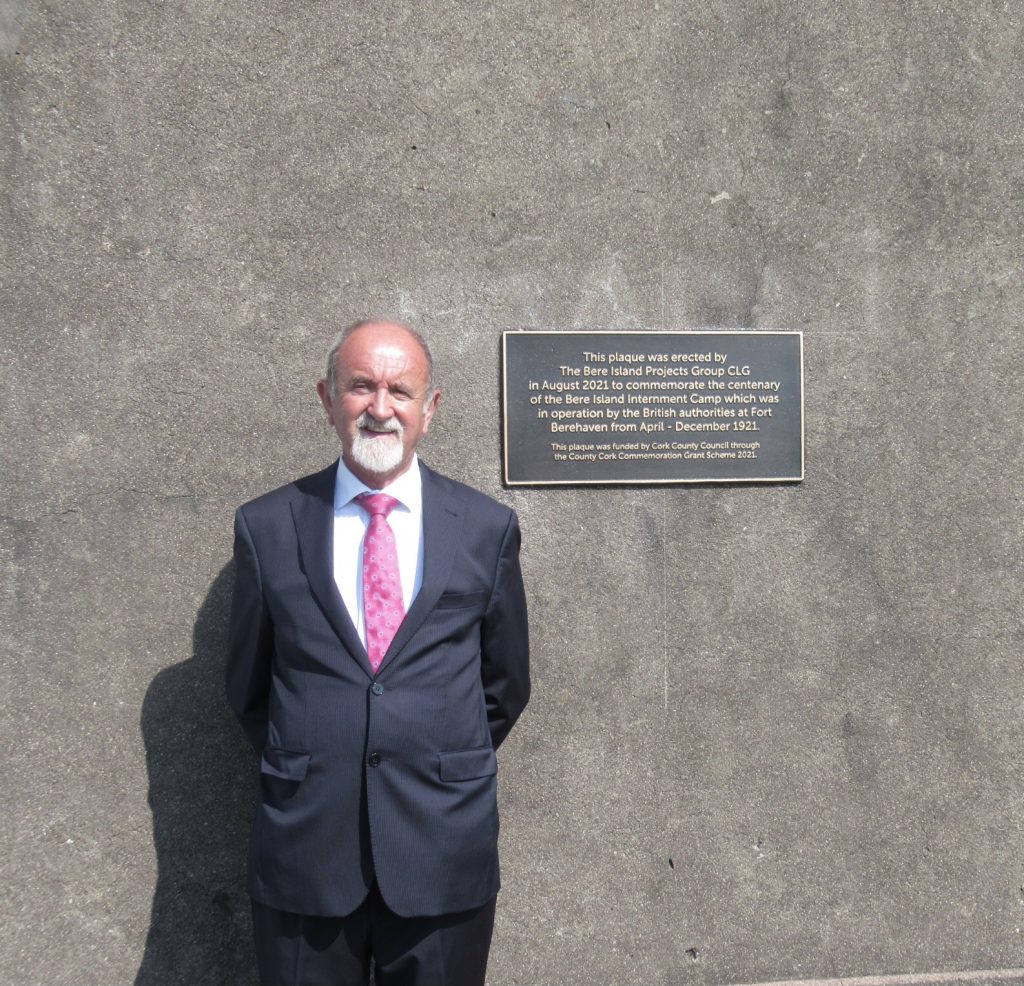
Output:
[331, 455, 425, 649]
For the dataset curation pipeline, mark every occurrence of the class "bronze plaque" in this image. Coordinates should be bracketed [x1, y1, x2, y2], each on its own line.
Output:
[502, 331, 803, 485]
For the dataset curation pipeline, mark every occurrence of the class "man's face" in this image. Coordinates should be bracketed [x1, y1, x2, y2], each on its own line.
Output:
[317, 322, 440, 488]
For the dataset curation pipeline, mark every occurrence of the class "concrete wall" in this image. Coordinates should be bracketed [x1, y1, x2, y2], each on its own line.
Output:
[2, 3, 1022, 984]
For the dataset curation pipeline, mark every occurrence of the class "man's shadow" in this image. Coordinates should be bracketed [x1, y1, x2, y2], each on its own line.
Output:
[136, 562, 259, 985]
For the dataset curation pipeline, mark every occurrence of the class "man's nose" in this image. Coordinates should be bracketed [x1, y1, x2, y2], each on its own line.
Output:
[368, 387, 393, 419]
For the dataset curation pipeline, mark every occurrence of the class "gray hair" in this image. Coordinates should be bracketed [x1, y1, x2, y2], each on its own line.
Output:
[324, 319, 436, 400]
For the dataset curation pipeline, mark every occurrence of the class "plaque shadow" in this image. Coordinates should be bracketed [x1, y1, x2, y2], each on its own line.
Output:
[136, 562, 259, 985]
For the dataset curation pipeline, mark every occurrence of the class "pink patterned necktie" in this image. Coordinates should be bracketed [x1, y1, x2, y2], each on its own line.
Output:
[356, 493, 405, 673]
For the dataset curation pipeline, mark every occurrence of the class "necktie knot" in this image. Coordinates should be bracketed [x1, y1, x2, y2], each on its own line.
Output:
[356, 492, 400, 519]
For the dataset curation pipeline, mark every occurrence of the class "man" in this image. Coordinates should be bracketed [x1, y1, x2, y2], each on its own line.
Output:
[226, 320, 530, 986]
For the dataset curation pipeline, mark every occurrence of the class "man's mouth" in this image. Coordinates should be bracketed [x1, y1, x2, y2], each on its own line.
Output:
[357, 415, 402, 439]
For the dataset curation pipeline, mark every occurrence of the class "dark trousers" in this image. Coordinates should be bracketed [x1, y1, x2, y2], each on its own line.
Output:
[251, 885, 497, 986]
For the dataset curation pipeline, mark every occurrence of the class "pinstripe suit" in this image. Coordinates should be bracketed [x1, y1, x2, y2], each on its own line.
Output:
[226, 460, 530, 922]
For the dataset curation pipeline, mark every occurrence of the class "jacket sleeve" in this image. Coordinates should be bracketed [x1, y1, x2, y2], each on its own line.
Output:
[480, 509, 530, 749]
[225, 506, 274, 751]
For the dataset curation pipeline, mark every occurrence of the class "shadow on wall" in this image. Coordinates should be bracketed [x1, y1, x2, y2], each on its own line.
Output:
[136, 562, 259, 986]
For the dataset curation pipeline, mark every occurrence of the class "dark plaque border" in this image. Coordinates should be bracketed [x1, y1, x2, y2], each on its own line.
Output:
[502, 330, 804, 486]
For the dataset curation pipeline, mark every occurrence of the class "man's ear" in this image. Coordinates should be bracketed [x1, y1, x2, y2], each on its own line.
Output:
[421, 390, 441, 434]
[316, 379, 333, 422]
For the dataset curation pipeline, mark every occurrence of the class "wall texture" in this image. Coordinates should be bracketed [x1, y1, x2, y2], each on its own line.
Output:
[2, 3, 1022, 984]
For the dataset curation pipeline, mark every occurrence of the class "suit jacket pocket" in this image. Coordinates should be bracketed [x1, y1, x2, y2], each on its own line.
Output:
[438, 746, 497, 781]
[434, 590, 488, 609]
[260, 747, 311, 782]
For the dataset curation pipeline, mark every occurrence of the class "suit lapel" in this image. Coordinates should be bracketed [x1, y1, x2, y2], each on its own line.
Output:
[290, 462, 370, 675]
[378, 466, 460, 674]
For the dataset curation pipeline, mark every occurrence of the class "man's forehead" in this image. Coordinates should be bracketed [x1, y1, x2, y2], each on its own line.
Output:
[344, 350, 416, 377]
[339, 331, 428, 380]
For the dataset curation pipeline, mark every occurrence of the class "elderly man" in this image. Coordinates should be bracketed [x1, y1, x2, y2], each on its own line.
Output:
[226, 319, 530, 986]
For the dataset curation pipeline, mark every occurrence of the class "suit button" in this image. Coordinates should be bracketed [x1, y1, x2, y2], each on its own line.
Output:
[371, 683, 384, 695]
[368, 753, 381, 767]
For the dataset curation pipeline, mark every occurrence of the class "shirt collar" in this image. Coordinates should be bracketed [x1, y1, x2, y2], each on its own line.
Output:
[334, 454, 422, 514]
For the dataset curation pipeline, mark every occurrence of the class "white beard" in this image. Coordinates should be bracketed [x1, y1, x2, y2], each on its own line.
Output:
[350, 415, 405, 475]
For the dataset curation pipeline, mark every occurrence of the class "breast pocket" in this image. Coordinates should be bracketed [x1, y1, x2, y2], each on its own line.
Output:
[434, 590, 489, 610]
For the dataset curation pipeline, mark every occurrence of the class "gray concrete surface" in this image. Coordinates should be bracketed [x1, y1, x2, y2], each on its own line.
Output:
[2, 2, 1022, 984]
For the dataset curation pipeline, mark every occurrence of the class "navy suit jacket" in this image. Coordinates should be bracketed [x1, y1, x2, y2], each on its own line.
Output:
[226, 461, 530, 918]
